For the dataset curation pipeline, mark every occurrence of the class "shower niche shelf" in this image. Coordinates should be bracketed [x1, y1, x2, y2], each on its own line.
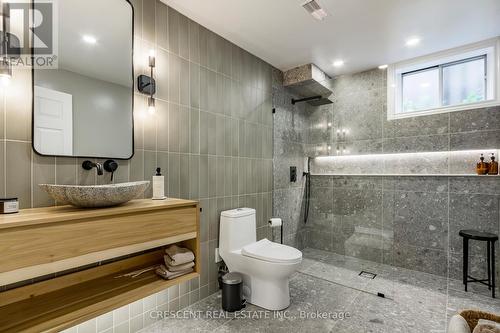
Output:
[0, 199, 200, 333]
[310, 173, 500, 177]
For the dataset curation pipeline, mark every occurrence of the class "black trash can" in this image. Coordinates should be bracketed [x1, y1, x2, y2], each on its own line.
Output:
[221, 272, 246, 312]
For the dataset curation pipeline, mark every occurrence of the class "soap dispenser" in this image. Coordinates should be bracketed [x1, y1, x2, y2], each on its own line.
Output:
[152, 168, 167, 200]
[489, 153, 498, 175]
[476, 154, 489, 175]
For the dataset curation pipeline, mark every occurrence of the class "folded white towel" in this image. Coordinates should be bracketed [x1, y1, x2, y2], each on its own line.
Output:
[164, 255, 195, 272]
[165, 245, 195, 266]
[155, 264, 194, 280]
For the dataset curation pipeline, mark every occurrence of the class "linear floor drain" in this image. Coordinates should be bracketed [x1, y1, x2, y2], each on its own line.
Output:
[359, 271, 377, 279]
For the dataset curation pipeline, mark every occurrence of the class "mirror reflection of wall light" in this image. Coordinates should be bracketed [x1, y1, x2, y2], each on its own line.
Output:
[82, 35, 97, 45]
[138, 49, 157, 116]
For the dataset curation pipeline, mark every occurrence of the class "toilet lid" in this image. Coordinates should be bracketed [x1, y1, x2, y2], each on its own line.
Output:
[241, 239, 302, 264]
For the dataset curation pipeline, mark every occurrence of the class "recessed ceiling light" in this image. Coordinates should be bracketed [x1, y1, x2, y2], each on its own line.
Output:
[405, 37, 421, 47]
[333, 60, 344, 67]
[82, 35, 97, 45]
[378, 64, 388, 69]
[302, 0, 328, 21]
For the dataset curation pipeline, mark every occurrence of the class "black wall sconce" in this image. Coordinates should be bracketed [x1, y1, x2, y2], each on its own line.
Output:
[137, 50, 156, 114]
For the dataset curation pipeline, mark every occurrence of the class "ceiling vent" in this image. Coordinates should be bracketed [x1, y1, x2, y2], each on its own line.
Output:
[302, 0, 327, 21]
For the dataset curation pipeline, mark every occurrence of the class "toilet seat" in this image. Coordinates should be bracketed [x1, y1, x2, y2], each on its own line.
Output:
[241, 239, 302, 264]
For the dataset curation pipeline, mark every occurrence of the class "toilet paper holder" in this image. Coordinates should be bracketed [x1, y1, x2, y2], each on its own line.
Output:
[269, 218, 283, 244]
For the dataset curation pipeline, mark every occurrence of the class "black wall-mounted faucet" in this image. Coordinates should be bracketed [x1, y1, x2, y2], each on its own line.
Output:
[82, 160, 104, 175]
[104, 160, 119, 181]
[82, 160, 119, 180]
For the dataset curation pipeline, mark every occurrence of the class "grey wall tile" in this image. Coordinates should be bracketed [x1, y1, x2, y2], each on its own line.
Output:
[199, 26, 208, 68]
[207, 112, 216, 155]
[155, 49, 169, 101]
[179, 106, 190, 153]
[6, 68, 31, 141]
[384, 113, 449, 138]
[450, 106, 500, 133]
[168, 103, 179, 152]
[208, 156, 216, 197]
[157, 99, 169, 151]
[129, 149, 144, 182]
[207, 70, 217, 113]
[198, 155, 208, 198]
[143, 105, 157, 151]
[6, 141, 31, 208]
[382, 134, 449, 153]
[179, 154, 189, 199]
[216, 157, 225, 197]
[189, 155, 199, 199]
[188, 20, 200, 64]
[167, 6, 179, 54]
[199, 67, 208, 111]
[33, 154, 55, 207]
[168, 54, 180, 103]
[206, 31, 218, 72]
[156, 152, 169, 192]
[199, 111, 209, 154]
[178, 13, 189, 59]
[190, 63, 200, 109]
[180, 58, 190, 106]
[449, 193, 499, 256]
[55, 157, 77, 185]
[142, 0, 156, 43]
[143, 150, 156, 197]
[215, 114, 225, 156]
[450, 130, 500, 150]
[168, 153, 180, 197]
[155, 0, 167, 48]
[393, 191, 448, 250]
[190, 108, 200, 154]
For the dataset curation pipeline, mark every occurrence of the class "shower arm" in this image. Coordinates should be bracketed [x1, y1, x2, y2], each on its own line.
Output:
[291, 95, 322, 105]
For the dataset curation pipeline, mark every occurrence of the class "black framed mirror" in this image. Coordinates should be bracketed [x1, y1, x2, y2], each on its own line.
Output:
[32, 0, 134, 159]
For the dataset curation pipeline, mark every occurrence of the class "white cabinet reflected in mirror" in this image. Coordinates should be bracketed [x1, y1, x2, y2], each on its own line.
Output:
[32, 0, 134, 159]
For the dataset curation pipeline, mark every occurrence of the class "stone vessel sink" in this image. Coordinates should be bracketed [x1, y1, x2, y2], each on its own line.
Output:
[39, 181, 150, 208]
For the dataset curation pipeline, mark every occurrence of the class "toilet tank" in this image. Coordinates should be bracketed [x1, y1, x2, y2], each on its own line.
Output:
[219, 208, 256, 252]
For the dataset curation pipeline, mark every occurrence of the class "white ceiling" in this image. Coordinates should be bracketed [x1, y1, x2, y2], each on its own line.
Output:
[163, 0, 500, 77]
[58, 0, 133, 86]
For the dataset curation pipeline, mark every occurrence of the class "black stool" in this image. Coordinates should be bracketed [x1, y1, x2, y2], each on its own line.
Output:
[459, 230, 498, 298]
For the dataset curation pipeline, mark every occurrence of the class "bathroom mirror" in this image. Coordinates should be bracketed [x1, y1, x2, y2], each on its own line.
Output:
[32, 0, 134, 159]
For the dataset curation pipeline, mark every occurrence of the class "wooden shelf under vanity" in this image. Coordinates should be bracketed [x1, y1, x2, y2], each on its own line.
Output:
[0, 199, 200, 333]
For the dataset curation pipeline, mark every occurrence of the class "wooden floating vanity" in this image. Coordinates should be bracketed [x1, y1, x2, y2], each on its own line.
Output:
[0, 198, 200, 332]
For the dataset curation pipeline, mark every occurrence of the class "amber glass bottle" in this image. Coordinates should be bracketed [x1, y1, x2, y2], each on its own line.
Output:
[476, 154, 489, 175]
[489, 153, 498, 175]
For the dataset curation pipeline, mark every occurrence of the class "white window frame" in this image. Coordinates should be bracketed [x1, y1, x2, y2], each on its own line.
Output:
[387, 37, 500, 120]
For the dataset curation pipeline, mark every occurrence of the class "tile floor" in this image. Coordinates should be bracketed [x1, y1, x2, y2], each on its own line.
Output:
[140, 248, 500, 333]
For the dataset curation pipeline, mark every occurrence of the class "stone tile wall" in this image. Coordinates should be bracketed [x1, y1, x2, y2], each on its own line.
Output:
[271, 69, 309, 248]
[305, 68, 500, 283]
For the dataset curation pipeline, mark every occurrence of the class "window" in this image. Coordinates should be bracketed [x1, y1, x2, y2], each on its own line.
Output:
[388, 38, 500, 120]
[402, 67, 440, 112]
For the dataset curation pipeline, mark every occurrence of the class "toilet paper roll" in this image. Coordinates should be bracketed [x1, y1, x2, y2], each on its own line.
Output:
[269, 218, 282, 228]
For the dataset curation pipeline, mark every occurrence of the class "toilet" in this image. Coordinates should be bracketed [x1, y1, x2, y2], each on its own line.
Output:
[219, 208, 302, 311]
